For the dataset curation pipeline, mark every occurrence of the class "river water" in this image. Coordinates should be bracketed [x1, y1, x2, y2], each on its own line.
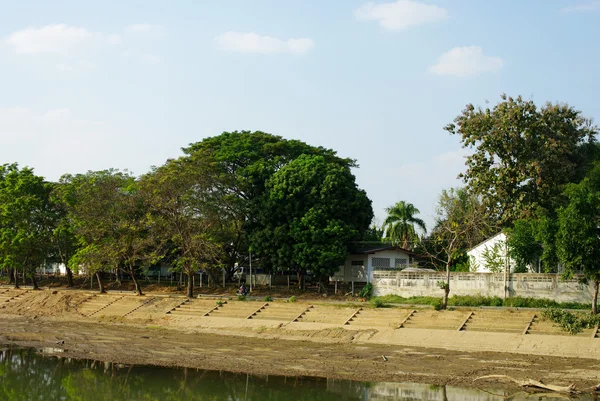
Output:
[0, 347, 593, 401]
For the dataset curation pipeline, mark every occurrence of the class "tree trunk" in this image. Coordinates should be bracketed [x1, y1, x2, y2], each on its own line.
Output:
[31, 273, 39, 290]
[8, 268, 14, 284]
[129, 266, 143, 296]
[441, 263, 451, 310]
[13, 268, 19, 289]
[96, 272, 106, 293]
[186, 272, 194, 298]
[593, 280, 599, 315]
[297, 269, 306, 290]
[66, 267, 74, 287]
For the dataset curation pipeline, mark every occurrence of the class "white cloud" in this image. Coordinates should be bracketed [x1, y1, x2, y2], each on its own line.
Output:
[56, 60, 96, 73]
[429, 46, 504, 77]
[561, 1, 600, 13]
[140, 53, 161, 64]
[0, 107, 159, 180]
[125, 23, 164, 34]
[122, 50, 161, 64]
[354, 0, 448, 31]
[5, 24, 120, 55]
[215, 31, 314, 55]
[6, 24, 92, 55]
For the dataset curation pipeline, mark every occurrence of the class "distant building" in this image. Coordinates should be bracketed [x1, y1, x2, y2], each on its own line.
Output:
[332, 244, 414, 283]
[467, 232, 515, 273]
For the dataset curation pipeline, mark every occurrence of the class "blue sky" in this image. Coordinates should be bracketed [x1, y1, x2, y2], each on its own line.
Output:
[1, 0, 599, 229]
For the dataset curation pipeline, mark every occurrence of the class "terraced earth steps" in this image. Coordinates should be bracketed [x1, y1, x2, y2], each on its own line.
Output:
[343, 308, 363, 325]
[401, 310, 468, 331]
[522, 314, 536, 335]
[127, 297, 188, 319]
[78, 295, 125, 317]
[250, 303, 313, 323]
[73, 294, 97, 310]
[168, 299, 225, 318]
[291, 305, 314, 322]
[208, 301, 270, 319]
[397, 310, 417, 329]
[246, 303, 270, 319]
[344, 308, 414, 328]
[463, 310, 534, 334]
[95, 296, 151, 317]
[0, 289, 29, 304]
[294, 306, 362, 325]
[165, 299, 190, 315]
[457, 312, 473, 331]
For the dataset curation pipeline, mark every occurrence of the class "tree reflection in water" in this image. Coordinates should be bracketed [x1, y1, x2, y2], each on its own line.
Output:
[0, 348, 593, 401]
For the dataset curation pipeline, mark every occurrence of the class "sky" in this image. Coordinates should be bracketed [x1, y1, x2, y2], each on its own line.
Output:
[1, 0, 599, 230]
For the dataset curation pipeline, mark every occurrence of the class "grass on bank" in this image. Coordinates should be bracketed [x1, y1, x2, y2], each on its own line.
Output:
[372, 294, 591, 310]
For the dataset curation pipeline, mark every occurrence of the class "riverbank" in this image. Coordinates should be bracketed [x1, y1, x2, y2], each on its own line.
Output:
[1, 289, 600, 391]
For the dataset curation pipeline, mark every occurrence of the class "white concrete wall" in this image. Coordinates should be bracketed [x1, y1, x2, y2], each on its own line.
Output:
[372, 271, 595, 304]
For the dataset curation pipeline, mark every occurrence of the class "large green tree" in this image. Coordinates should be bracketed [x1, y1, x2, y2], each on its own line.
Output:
[182, 131, 357, 277]
[47, 183, 79, 287]
[556, 164, 600, 314]
[446, 94, 598, 225]
[139, 155, 224, 298]
[57, 170, 151, 295]
[381, 201, 426, 249]
[251, 154, 373, 285]
[0, 164, 53, 289]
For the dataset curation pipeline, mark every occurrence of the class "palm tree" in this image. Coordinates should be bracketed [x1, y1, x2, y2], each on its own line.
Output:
[382, 201, 427, 249]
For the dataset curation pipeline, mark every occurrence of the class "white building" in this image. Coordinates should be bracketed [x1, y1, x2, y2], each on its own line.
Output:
[467, 232, 515, 273]
[332, 244, 414, 283]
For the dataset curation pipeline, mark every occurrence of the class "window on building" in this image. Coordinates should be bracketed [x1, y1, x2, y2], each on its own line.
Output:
[394, 258, 408, 268]
[372, 257, 391, 269]
[351, 260, 364, 267]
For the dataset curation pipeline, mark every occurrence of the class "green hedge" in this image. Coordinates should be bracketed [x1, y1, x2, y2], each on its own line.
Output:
[373, 294, 591, 310]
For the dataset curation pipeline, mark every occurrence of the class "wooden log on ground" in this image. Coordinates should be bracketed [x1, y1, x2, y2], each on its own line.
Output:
[473, 375, 578, 394]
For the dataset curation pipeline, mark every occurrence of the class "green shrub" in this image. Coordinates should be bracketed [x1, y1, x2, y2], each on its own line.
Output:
[264, 296, 273, 302]
[287, 295, 297, 303]
[432, 298, 443, 311]
[237, 295, 247, 301]
[216, 300, 224, 307]
[358, 283, 373, 299]
[542, 308, 599, 335]
[370, 298, 386, 308]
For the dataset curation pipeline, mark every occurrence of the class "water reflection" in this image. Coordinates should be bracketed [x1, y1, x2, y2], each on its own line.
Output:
[0, 347, 593, 401]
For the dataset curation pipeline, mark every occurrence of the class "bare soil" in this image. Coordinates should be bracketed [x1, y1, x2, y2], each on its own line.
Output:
[1, 288, 600, 392]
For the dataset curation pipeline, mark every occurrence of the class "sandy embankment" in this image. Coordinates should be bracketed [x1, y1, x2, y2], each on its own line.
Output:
[1, 288, 599, 390]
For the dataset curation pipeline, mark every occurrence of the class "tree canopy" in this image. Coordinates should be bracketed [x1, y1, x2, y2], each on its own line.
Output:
[424, 188, 495, 309]
[251, 154, 373, 281]
[139, 155, 225, 298]
[0, 131, 372, 296]
[381, 201, 426, 249]
[446, 94, 598, 225]
[555, 163, 600, 313]
[0, 164, 53, 289]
